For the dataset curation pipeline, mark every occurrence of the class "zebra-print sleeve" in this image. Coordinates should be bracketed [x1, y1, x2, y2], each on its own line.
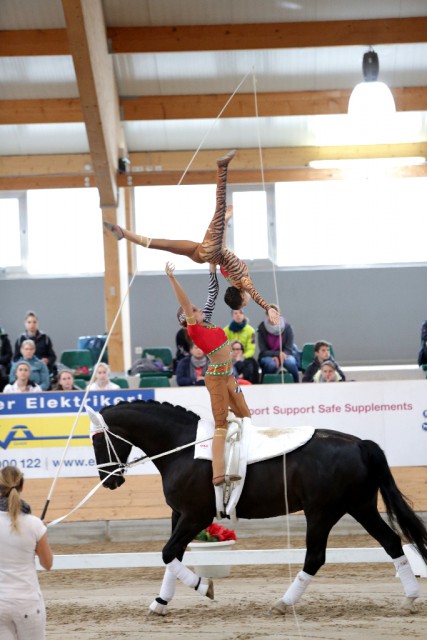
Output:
[203, 270, 219, 322]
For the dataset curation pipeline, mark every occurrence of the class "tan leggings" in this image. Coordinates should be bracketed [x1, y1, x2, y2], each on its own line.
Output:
[141, 162, 228, 264]
[204, 374, 250, 479]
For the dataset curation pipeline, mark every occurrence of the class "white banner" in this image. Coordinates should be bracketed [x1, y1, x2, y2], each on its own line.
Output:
[1, 381, 426, 478]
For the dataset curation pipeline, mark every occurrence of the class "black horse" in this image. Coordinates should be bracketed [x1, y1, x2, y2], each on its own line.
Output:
[90, 400, 427, 615]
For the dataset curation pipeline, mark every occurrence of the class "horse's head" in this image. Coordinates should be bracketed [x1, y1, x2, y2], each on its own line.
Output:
[91, 425, 133, 490]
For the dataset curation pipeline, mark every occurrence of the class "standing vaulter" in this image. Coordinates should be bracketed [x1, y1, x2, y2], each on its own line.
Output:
[165, 261, 252, 486]
[104, 151, 279, 325]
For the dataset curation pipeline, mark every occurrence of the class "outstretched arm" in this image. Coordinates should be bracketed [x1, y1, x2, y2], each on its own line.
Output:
[241, 277, 280, 325]
[165, 262, 194, 322]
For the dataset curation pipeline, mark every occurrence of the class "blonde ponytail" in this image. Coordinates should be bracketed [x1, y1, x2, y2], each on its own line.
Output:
[0, 466, 24, 532]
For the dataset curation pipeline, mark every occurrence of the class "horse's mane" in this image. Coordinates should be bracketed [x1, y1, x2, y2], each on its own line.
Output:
[100, 399, 201, 423]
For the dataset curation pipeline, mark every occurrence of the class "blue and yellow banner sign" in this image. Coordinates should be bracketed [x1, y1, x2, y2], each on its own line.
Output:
[0, 389, 155, 478]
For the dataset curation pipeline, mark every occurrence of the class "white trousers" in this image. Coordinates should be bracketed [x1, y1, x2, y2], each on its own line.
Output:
[0, 595, 46, 640]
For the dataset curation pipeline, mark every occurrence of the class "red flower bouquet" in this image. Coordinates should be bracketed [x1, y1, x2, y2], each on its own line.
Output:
[194, 523, 237, 542]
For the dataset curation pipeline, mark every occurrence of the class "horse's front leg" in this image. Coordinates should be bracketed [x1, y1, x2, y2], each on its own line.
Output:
[271, 509, 342, 615]
[149, 512, 214, 616]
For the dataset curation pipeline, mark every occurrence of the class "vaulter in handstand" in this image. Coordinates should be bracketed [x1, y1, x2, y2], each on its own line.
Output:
[104, 150, 279, 325]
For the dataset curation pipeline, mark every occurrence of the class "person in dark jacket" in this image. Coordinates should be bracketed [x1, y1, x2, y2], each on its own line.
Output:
[302, 340, 346, 383]
[13, 311, 57, 378]
[176, 343, 208, 386]
[257, 304, 299, 383]
[231, 340, 259, 384]
[0, 326, 13, 392]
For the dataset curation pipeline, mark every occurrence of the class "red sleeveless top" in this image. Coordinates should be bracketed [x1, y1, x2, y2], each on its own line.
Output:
[187, 324, 228, 356]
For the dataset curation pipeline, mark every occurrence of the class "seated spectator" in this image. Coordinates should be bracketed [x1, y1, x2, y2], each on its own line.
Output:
[13, 311, 57, 380]
[302, 340, 346, 383]
[9, 340, 50, 390]
[174, 327, 191, 373]
[0, 325, 13, 392]
[89, 363, 120, 391]
[3, 361, 42, 393]
[257, 305, 299, 383]
[231, 340, 259, 385]
[176, 343, 208, 386]
[223, 309, 256, 359]
[313, 360, 343, 383]
[53, 369, 81, 391]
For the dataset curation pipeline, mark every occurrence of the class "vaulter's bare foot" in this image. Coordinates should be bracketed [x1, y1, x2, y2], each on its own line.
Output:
[103, 221, 124, 240]
[216, 149, 236, 167]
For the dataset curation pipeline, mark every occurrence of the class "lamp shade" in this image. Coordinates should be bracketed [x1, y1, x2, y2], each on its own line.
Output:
[348, 81, 396, 116]
[348, 49, 396, 116]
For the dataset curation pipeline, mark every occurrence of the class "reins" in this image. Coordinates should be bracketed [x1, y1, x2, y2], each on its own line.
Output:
[47, 427, 213, 527]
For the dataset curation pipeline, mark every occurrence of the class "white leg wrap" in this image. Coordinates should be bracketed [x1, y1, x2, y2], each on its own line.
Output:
[159, 566, 177, 602]
[283, 571, 313, 605]
[148, 600, 168, 616]
[393, 555, 420, 598]
[167, 558, 198, 588]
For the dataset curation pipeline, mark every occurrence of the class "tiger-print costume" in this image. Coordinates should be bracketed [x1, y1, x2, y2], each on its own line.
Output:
[143, 157, 271, 312]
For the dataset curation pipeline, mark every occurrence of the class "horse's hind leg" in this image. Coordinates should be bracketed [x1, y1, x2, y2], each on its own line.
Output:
[349, 505, 420, 611]
[272, 508, 344, 615]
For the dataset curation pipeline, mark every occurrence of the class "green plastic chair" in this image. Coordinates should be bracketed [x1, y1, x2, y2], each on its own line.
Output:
[73, 378, 87, 390]
[139, 376, 170, 388]
[110, 377, 130, 389]
[301, 343, 335, 372]
[262, 372, 294, 384]
[60, 349, 93, 380]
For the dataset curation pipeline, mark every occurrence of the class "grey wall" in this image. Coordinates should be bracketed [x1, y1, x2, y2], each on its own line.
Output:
[1, 264, 425, 367]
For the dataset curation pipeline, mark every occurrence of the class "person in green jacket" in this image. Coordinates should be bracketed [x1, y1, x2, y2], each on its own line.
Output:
[223, 309, 256, 359]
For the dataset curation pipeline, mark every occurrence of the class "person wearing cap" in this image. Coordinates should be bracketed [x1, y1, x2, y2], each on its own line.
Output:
[165, 261, 253, 486]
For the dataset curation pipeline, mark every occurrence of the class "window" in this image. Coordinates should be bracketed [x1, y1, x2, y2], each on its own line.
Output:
[231, 189, 270, 260]
[134, 184, 216, 271]
[26, 189, 104, 275]
[275, 178, 427, 267]
[0, 193, 25, 271]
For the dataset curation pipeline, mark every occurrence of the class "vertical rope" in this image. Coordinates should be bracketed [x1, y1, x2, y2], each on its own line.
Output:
[252, 68, 304, 637]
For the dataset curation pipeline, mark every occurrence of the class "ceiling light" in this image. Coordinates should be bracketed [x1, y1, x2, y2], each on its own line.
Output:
[348, 49, 396, 116]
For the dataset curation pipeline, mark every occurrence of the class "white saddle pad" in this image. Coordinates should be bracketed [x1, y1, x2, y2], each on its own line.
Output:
[194, 419, 315, 464]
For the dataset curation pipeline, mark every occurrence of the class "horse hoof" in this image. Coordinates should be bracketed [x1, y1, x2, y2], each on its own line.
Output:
[148, 600, 168, 616]
[400, 596, 418, 614]
[205, 578, 215, 600]
[270, 599, 287, 616]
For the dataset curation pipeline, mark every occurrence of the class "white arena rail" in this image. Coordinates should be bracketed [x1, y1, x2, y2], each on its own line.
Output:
[35, 545, 427, 575]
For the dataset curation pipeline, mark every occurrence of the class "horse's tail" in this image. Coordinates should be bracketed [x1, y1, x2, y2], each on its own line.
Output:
[362, 439, 427, 564]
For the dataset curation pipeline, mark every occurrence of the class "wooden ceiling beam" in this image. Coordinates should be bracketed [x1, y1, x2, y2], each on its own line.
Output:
[1, 145, 426, 190]
[2, 86, 427, 125]
[1, 17, 427, 57]
[62, 0, 123, 207]
[2, 163, 427, 191]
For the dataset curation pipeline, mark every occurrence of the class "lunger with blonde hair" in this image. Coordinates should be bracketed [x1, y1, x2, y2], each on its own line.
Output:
[0, 466, 53, 639]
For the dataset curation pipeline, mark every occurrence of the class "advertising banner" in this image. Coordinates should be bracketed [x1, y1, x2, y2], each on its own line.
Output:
[0, 389, 155, 478]
[1, 380, 426, 478]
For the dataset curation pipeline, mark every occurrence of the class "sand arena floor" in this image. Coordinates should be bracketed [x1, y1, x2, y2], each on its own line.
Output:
[40, 534, 427, 640]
